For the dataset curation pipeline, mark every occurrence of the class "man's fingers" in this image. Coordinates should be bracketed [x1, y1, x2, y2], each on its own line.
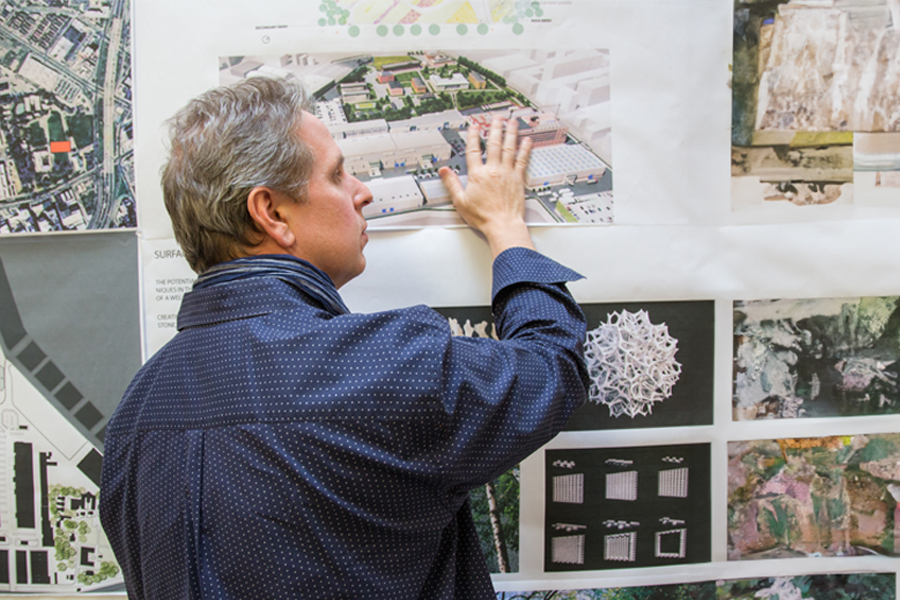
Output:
[502, 118, 518, 168]
[464, 122, 483, 174]
[439, 166, 465, 204]
[514, 136, 532, 177]
[485, 116, 504, 166]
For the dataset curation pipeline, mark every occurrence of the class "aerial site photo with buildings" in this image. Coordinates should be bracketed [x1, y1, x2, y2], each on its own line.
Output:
[0, 0, 134, 234]
[220, 49, 612, 227]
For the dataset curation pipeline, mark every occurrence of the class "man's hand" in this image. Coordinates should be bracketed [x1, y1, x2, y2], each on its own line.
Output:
[439, 116, 535, 258]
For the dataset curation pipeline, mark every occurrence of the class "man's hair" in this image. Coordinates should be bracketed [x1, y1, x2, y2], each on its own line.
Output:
[161, 77, 314, 273]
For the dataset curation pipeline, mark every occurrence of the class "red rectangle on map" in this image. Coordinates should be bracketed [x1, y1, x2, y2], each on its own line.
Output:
[50, 141, 71, 153]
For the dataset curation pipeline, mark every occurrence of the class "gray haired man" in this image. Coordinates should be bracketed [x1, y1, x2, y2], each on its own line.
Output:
[101, 77, 588, 599]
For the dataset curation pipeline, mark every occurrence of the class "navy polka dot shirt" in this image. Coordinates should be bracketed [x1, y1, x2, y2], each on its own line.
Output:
[100, 247, 588, 599]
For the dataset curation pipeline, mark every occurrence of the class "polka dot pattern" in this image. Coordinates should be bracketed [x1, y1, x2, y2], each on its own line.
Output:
[100, 247, 588, 599]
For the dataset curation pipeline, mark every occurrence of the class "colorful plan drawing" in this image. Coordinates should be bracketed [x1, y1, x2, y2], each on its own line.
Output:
[0, 0, 135, 233]
[323, 0, 541, 25]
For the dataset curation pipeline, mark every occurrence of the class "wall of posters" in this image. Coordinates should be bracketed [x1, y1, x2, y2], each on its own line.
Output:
[1, 0, 900, 596]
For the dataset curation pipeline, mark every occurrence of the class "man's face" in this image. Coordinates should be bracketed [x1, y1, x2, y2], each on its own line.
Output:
[284, 111, 373, 289]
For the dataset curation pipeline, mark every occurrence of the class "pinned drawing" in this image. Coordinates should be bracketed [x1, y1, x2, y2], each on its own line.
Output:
[585, 309, 681, 418]
[436, 301, 714, 431]
[734, 296, 900, 419]
[731, 0, 900, 211]
[568, 301, 714, 431]
[221, 49, 612, 227]
[728, 433, 900, 559]
[545, 444, 710, 571]
[496, 573, 894, 600]
[0, 234, 140, 593]
[0, 0, 136, 233]
[315, 0, 552, 37]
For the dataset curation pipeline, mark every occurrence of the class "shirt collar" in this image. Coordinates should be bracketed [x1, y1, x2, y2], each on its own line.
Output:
[177, 254, 349, 330]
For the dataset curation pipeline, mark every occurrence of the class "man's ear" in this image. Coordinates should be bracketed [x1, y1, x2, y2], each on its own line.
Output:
[246, 187, 296, 249]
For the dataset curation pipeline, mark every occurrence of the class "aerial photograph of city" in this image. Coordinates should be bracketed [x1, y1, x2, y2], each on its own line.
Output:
[220, 49, 612, 227]
[0, 0, 134, 234]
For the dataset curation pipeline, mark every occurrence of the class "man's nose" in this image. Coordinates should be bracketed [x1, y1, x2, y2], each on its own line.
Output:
[356, 178, 373, 208]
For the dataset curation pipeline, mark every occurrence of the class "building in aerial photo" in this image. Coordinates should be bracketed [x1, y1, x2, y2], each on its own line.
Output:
[336, 129, 451, 176]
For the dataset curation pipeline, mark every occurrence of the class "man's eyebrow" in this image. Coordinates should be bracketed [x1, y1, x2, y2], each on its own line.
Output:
[329, 153, 345, 174]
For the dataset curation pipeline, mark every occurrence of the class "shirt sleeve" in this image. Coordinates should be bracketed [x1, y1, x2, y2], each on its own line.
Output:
[434, 247, 589, 496]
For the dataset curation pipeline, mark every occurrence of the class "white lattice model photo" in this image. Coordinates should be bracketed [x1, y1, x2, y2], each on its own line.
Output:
[584, 309, 682, 418]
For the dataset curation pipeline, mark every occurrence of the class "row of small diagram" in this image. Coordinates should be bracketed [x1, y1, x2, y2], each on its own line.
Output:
[551, 523, 688, 565]
[552, 466, 688, 503]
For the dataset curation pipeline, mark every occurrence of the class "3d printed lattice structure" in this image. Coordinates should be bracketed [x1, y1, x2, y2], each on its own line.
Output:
[585, 309, 682, 418]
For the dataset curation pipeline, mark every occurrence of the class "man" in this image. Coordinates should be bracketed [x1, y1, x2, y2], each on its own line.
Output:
[100, 77, 588, 599]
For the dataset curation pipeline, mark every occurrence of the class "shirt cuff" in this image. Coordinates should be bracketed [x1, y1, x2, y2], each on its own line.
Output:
[491, 247, 584, 301]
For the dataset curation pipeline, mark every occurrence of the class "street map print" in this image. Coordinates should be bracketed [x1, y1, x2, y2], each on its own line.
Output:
[0, 0, 134, 233]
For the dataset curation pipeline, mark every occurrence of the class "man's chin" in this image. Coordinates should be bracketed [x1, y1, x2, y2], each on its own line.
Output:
[346, 258, 366, 286]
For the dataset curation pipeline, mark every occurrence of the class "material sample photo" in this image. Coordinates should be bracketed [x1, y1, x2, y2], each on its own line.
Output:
[496, 572, 894, 600]
[734, 296, 900, 420]
[728, 433, 900, 560]
[731, 0, 900, 211]
[570, 301, 714, 431]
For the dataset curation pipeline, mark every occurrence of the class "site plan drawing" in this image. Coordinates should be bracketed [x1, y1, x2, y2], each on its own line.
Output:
[0, 233, 139, 592]
[0, 354, 121, 592]
[220, 49, 612, 228]
[0, 0, 134, 233]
